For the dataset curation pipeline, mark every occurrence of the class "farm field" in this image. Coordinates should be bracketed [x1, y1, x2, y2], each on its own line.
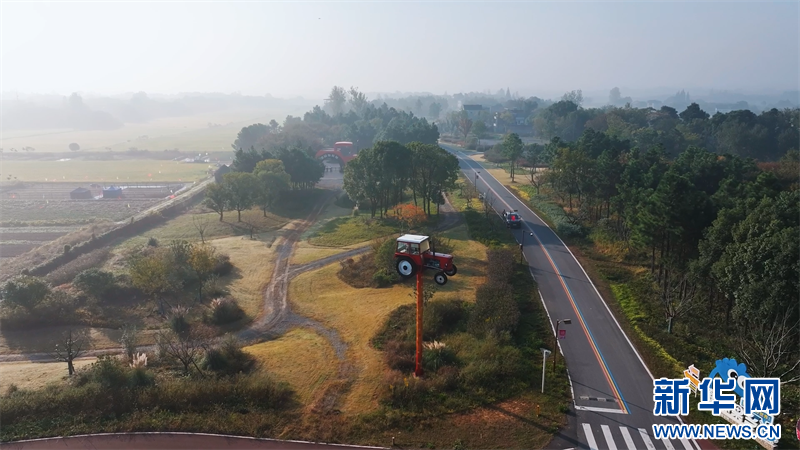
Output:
[0, 107, 312, 154]
[1, 159, 212, 183]
[0, 358, 97, 392]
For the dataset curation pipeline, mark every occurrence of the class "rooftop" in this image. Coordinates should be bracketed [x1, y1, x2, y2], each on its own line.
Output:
[396, 234, 429, 243]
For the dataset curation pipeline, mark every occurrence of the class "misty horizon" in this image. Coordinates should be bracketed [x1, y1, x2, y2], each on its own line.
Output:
[2, 1, 798, 99]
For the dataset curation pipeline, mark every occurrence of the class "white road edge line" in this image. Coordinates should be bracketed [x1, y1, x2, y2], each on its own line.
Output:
[454, 148, 703, 448]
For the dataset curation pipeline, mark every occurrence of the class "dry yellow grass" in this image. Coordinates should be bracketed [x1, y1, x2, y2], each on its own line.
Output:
[0, 357, 97, 392]
[0, 326, 142, 355]
[290, 240, 370, 266]
[243, 328, 337, 405]
[288, 224, 487, 414]
[209, 233, 280, 319]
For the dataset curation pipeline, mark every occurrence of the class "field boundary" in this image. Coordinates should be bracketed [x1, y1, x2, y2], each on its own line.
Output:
[25, 177, 213, 278]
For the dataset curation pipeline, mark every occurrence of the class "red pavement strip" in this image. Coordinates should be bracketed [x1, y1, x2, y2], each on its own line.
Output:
[0, 433, 389, 450]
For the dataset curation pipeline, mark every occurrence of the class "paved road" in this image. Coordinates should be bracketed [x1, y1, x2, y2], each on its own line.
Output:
[440, 143, 701, 450]
[0, 433, 387, 449]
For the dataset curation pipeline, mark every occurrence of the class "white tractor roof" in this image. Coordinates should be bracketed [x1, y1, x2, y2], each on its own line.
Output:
[396, 234, 429, 244]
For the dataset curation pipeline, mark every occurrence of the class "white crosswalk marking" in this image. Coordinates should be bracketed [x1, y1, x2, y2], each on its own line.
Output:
[619, 426, 637, 450]
[679, 438, 694, 450]
[582, 423, 599, 450]
[638, 428, 657, 450]
[601, 425, 618, 450]
[662, 436, 676, 450]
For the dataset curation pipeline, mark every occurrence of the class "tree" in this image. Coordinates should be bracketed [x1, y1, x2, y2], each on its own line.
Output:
[69, 143, 80, 151]
[679, 103, 709, 122]
[457, 112, 473, 142]
[736, 315, 800, 383]
[221, 172, 257, 222]
[204, 183, 229, 222]
[562, 89, 583, 106]
[523, 144, 544, 194]
[609, 87, 621, 106]
[231, 146, 274, 173]
[471, 121, 487, 143]
[278, 148, 324, 190]
[119, 324, 139, 363]
[428, 102, 442, 120]
[129, 252, 179, 316]
[188, 244, 217, 302]
[349, 87, 368, 116]
[52, 329, 88, 376]
[192, 214, 211, 243]
[254, 159, 290, 216]
[327, 86, 348, 116]
[1, 275, 50, 311]
[659, 270, 697, 334]
[232, 124, 271, 152]
[393, 203, 427, 233]
[73, 268, 115, 301]
[156, 322, 209, 376]
[502, 133, 524, 182]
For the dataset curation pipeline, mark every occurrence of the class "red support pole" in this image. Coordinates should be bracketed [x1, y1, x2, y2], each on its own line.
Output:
[415, 269, 424, 378]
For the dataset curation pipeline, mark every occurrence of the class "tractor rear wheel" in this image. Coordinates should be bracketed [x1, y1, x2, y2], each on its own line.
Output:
[434, 272, 448, 286]
[445, 265, 457, 276]
[396, 257, 416, 279]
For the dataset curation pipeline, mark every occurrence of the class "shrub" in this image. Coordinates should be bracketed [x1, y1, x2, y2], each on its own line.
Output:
[484, 144, 509, 163]
[459, 337, 526, 395]
[372, 269, 394, 288]
[147, 237, 159, 247]
[335, 192, 356, 208]
[383, 370, 432, 411]
[202, 335, 256, 376]
[1, 275, 51, 311]
[213, 254, 233, 276]
[424, 300, 468, 340]
[73, 268, 116, 300]
[468, 283, 520, 338]
[44, 247, 112, 286]
[384, 339, 416, 372]
[556, 222, 587, 239]
[202, 274, 227, 299]
[207, 297, 245, 325]
[63, 244, 71, 254]
[485, 248, 516, 286]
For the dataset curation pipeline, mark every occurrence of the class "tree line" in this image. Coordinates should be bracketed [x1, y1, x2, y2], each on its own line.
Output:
[231, 86, 440, 158]
[343, 141, 459, 218]
[533, 100, 798, 161]
[517, 126, 798, 380]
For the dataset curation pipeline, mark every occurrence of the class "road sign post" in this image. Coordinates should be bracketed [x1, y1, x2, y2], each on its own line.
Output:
[541, 348, 551, 393]
[553, 319, 571, 373]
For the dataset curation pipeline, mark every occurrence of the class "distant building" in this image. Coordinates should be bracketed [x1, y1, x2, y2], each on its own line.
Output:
[214, 164, 231, 183]
[102, 186, 123, 199]
[462, 104, 488, 121]
[70, 187, 93, 200]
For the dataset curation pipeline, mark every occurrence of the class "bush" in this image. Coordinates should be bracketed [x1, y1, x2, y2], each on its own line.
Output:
[335, 192, 356, 208]
[213, 254, 233, 276]
[484, 144, 509, 163]
[556, 222, 587, 239]
[1, 275, 51, 311]
[147, 237, 159, 247]
[372, 269, 395, 288]
[202, 274, 227, 299]
[63, 244, 71, 254]
[459, 337, 526, 395]
[45, 247, 112, 287]
[207, 297, 245, 325]
[424, 300, 469, 340]
[468, 283, 520, 338]
[73, 268, 116, 300]
[202, 335, 256, 376]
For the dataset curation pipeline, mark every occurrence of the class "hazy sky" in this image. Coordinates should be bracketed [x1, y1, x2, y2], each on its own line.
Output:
[2, 1, 798, 99]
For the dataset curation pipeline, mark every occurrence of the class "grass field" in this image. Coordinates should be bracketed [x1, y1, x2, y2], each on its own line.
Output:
[290, 240, 371, 266]
[1, 159, 212, 183]
[308, 216, 398, 247]
[1, 199, 160, 224]
[0, 358, 97, 392]
[1, 107, 313, 154]
[208, 234, 279, 320]
[289, 223, 487, 414]
[244, 328, 337, 405]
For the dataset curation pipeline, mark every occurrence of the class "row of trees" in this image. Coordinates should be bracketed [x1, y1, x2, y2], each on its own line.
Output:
[343, 141, 459, 218]
[231, 87, 440, 158]
[535, 129, 798, 378]
[206, 159, 292, 222]
[533, 100, 798, 161]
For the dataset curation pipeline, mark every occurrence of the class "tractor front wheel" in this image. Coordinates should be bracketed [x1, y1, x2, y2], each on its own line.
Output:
[434, 272, 448, 286]
[445, 265, 458, 276]
[396, 257, 416, 279]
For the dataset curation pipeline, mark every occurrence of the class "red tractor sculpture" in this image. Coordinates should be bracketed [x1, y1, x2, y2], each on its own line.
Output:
[394, 234, 457, 286]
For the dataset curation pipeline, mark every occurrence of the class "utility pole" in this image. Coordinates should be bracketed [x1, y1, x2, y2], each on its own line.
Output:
[415, 269, 424, 377]
[541, 348, 551, 393]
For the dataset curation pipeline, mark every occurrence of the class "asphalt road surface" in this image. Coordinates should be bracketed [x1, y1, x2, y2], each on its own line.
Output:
[0, 433, 387, 450]
[441, 143, 704, 450]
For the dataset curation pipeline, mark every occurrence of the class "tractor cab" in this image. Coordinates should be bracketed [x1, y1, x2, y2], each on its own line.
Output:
[394, 234, 457, 285]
